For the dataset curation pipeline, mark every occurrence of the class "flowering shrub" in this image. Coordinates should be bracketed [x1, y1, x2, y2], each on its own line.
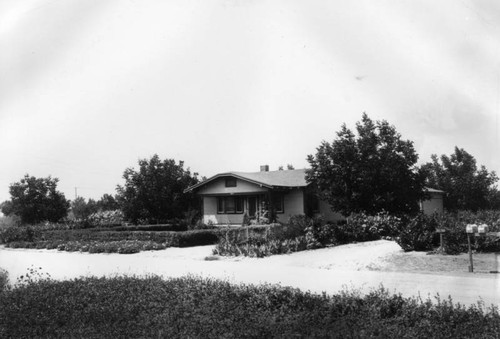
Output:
[88, 210, 124, 228]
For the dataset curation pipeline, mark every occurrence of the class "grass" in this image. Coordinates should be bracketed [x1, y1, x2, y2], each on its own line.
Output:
[0, 274, 499, 338]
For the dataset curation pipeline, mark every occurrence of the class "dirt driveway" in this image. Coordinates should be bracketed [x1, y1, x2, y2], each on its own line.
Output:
[1, 240, 499, 307]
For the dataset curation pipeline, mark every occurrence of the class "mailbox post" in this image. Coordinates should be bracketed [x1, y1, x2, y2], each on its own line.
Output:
[465, 224, 477, 272]
[465, 224, 489, 273]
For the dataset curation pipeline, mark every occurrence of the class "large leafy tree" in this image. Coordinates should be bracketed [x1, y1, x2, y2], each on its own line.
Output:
[306, 114, 426, 216]
[1, 174, 70, 224]
[96, 194, 120, 211]
[421, 147, 498, 211]
[71, 197, 98, 220]
[116, 155, 200, 224]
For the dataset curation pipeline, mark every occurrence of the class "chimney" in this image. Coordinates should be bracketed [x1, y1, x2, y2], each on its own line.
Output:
[260, 165, 269, 172]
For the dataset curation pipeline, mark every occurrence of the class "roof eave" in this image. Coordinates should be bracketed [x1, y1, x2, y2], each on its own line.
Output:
[183, 172, 273, 193]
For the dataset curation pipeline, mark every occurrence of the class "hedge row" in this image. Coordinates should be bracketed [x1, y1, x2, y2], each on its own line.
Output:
[0, 228, 224, 249]
[5, 240, 168, 254]
[105, 224, 189, 232]
[1, 276, 499, 338]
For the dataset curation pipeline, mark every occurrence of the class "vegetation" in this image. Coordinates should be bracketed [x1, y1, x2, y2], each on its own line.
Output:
[0, 275, 498, 338]
[0, 174, 70, 224]
[0, 225, 223, 252]
[396, 211, 500, 254]
[5, 240, 168, 254]
[116, 154, 200, 225]
[70, 196, 99, 221]
[422, 147, 499, 211]
[307, 113, 426, 216]
[0, 268, 8, 292]
[215, 210, 500, 257]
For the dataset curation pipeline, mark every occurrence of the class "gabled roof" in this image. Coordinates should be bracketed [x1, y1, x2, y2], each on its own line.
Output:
[184, 169, 308, 193]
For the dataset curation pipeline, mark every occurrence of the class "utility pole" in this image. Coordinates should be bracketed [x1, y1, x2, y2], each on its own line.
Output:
[74, 187, 78, 200]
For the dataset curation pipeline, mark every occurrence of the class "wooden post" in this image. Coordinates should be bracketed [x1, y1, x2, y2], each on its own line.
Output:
[467, 234, 473, 273]
[246, 226, 249, 254]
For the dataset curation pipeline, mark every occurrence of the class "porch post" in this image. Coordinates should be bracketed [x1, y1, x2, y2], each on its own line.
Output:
[267, 190, 275, 223]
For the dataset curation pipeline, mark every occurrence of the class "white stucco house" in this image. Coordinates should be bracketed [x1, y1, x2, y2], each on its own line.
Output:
[185, 166, 444, 225]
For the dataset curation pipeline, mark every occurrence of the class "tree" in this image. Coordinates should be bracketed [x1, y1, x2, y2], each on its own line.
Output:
[96, 194, 120, 211]
[421, 147, 498, 211]
[116, 154, 200, 224]
[306, 113, 426, 216]
[1, 174, 70, 224]
[71, 197, 98, 220]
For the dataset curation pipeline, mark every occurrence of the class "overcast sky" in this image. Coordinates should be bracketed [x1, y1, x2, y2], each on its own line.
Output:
[1, 0, 499, 203]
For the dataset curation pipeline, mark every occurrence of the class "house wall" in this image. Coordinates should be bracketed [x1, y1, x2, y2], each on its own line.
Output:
[197, 177, 268, 195]
[202, 196, 246, 224]
[317, 199, 345, 222]
[421, 193, 444, 215]
[202, 189, 306, 225]
[280, 188, 305, 223]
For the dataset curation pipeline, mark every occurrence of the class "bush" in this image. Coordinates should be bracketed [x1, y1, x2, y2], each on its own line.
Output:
[0, 226, 42, 244]
[3, 227, 225, 252]
[87, 210, 124, 228]
[396, 213, 439, 252]
[0, 276, 499, 338]
[176, 229, 221, 247]
[107, 223, 188, 232]
[334, 212, 406, 245]
[0, 268, 8, 292]
[397, 211, 500, 254]
[214, 221, 310, 257]
[0, 215, 21, 229]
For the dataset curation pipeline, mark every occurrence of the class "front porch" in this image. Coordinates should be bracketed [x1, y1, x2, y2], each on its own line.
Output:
[202, 189, 305, 225]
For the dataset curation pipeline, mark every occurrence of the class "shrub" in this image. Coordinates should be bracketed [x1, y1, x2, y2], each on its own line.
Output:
[0, 226, 42, 244]
[396, 213, 440, 252]
[88, 210, 125, 228]
[0, 215, 21, 229]
[107, 223, 188, 232]
[333, 212, 406, 245]
[214, 222, 310, 257]
[0, 276, 499, 338]
[398, 211, 500, 254]
[176, 229, 222, 247]
[0, 268, 8, 292]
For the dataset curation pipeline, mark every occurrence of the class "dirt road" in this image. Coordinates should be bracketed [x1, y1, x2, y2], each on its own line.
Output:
[1, 240, 499, 307]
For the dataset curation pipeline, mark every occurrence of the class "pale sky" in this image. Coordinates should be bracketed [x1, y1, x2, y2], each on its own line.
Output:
[1, 0, 499, 203]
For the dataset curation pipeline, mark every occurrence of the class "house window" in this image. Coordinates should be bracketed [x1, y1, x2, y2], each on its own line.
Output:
[271, 194, 284, 213]
[225, 177, 237, 187]
[217, 196, 243, 214]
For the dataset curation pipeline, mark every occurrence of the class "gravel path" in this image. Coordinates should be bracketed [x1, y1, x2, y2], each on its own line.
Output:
[1, 240, 499, 307]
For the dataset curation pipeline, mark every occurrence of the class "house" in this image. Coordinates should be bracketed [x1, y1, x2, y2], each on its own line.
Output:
[185, 166, 444, 225]
[420, 188, 444, 215]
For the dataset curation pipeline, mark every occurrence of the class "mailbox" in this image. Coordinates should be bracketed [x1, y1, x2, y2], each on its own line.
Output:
[478, 224, 489, 234]
[466, 224, 478, 234]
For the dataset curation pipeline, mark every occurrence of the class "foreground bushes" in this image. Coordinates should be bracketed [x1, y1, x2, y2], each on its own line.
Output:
[0, 276, 499, 338]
